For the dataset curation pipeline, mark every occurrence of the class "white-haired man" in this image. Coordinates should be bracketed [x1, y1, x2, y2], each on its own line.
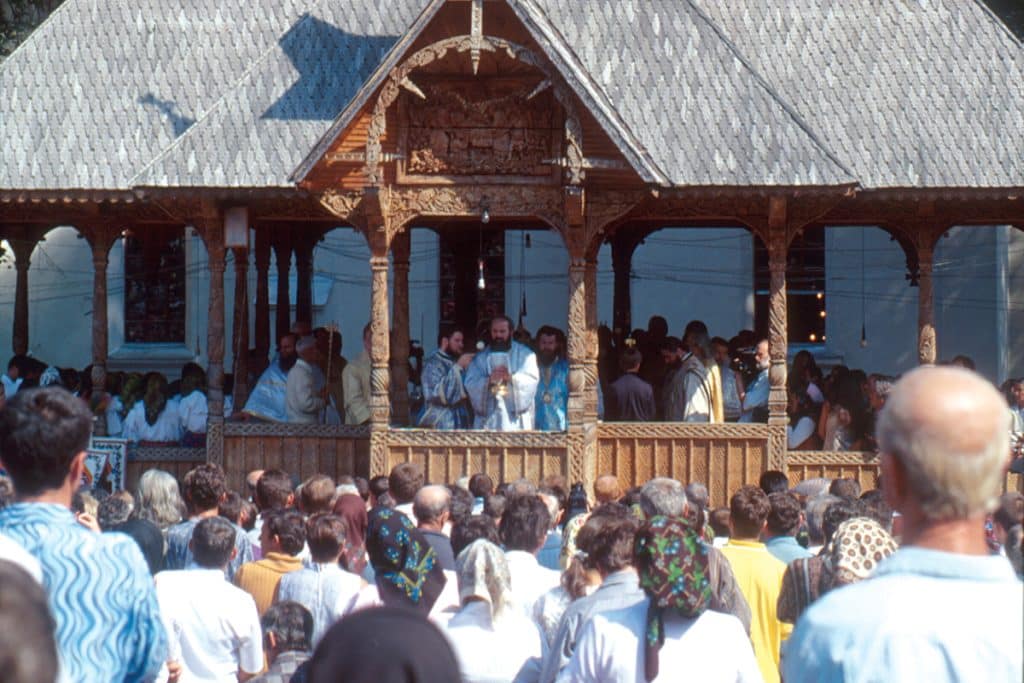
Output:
[783, 367, 1023, 682]
[285, 336, 326, 424]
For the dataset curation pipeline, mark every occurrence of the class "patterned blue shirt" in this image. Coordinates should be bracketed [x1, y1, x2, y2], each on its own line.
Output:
[164, 517, 253, 580]
[782, 547, 1023, 682]
[535, 358, 569, 431]
[0, 503, 166, 682]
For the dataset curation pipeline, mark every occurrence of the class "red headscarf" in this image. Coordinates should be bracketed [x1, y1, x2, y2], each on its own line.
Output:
[333, 493, 368, 575]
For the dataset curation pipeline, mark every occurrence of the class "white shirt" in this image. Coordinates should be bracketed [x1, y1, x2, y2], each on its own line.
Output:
[155, 568, 263, 682]
[787, 416, 816, 449]
[558, 601, 760, 683]
[445, 600, 546, 683]
[178, 391, 209, 434]
[122, 399, 183, 443]
[354, 569, 461, 627]
[505, 550, 562, 617]
[277, 562, 363, 646]
[106, 395, 125, 436]
[395, 502, 418, 526]
[0, 531, 42, 582]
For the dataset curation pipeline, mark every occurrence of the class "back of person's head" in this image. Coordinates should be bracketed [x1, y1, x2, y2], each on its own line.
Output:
[639, 478, 687, 518]
[447, 484, 473, 525]
[183, 463, 227, 512]
[859, 489, 894, 532]
[0, 560, 58, 683]
[499, 495, 550, 552]
[877, 366, 1008, 521]
[265, 509, 307, 556]
[822, 499, 864, 545]
[828, 478, 861, 500]
[191, 516, 237, 569]
[368, 475, 390, 501]
[587, 512, 640, 574]
[256, 469, 294, 511]
[388, 462, 424, 505]
[993, 492, 1024, 533]
[97, 494, 134, 530]
[262, 601, 313, 656]
[766, 492, 802, 537]
[508, 478, 536, 498]
[0, 387, 92, 496]
[353, 476, 370, 502]
[805, 494, 840, 545]
[709, 507, 731, 537]
[537, 490, 561, 530]
[451, 514, 502, 558]
[308, 606, 460, 683]
[729, 485, 771, 539]
[683, 482, 709, 512]
[305, 514, 346, 564]
[759, 470, 790, 495]
[219, 491, 245, 526]
[413, 485, 451, 526]
[136, 468, 186, 529]
[300, 474, 336, 515]
[483, 494, 507, 521]
[0, 475, 14, 510]
[594, 474, 623, 504]
[468, 473, 494, 499]
[619, 347, 642, 373]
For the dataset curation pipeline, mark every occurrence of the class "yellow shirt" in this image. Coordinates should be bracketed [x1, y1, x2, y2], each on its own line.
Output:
[342, 350, 372, 425]
[720, 539, 792, 683]
[234, 552, 303, 616]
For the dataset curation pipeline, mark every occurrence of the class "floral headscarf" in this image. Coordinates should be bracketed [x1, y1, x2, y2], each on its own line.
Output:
[455, 539, 512, 621]
[366, 508, 446, 614]
[334, 493, 368, 575]
[824, 516, 898, 589]
[559, 513, 589, 570]
[635, 515, 712, 682]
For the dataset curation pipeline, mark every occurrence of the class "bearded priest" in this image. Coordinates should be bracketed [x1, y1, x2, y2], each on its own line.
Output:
[464, 315, 539, 431]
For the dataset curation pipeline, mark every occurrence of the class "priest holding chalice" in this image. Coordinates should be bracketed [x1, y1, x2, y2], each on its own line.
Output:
[464, 315, 539, 430]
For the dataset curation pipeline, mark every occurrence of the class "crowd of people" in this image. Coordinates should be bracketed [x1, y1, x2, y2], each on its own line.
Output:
[0, 365, 1021, 682]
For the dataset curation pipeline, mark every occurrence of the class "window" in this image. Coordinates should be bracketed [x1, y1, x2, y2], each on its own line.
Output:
[754, 226, 827, 344]
[123, 225, 186, 343]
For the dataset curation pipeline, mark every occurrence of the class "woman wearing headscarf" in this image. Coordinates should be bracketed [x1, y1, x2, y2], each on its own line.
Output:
[357, 508, 458, 621]
[333, 493, 371, 580]
[777, 516, 897, 624]
[560, 516, 759, 682]
[444, 539, 545, 682]
[121, 372, 181, 444]
[308, 606, 461, 683]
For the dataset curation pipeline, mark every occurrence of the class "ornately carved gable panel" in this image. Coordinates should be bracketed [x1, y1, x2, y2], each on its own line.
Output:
[398, 78, 560, 183]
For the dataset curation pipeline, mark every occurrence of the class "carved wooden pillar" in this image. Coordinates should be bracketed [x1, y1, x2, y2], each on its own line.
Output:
[201, 212, 227, 464]
[88, 227, 116, 436]
[272, 234, 292, 342]
[917, 242, 936, 365]
[390, 230, 411, 426]
[10, 237, 35, 356]
[766, 197, 789, 471]
[583, 259, 600, 422]
[368, 251, 391, 473]
[566, 258, 587, 428]
[294, 233, 314, 326]
[231, 246, 250, 409]
[610, 233, 637, 338]
[254, 225, 271, 362]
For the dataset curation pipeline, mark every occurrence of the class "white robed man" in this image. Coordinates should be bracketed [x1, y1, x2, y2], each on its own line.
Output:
[241, 334, 298, 422]
[343, 323, 372, 426]
[416, 325, 473, 429]
[464, 315, 539, 430]
[286, 336, 327, 424]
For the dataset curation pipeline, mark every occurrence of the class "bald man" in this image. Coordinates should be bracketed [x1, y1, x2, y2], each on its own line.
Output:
[783, 367, 1022, 683]
[413, 485, 455, 571]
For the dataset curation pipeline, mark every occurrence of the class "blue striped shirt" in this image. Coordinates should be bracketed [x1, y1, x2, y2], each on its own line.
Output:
[0, 503, 166, 682]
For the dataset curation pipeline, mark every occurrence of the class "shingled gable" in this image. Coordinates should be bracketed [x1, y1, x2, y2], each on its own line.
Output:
[293, 0, 856, 189]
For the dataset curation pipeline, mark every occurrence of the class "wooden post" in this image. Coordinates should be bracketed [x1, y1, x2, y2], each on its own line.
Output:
[88, 227, 115, 436]
[294, 234, 314, 326]
[202, 211, 227, 464]
[231, 246, 250, 409]
[611, 234, 635, 339]
[917, 243, 936, 365]
[766, 197, 789, 471]
[390, 229, 411, 425]
[254, 226, 271, 363]
[369, 251, 391, 473]
[10, 237, 34, 356]
[272, 234, 292, 342]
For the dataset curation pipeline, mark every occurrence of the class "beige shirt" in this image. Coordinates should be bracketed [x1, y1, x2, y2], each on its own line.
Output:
[343, 350, 372, 425]
[285, 358, 324, 423]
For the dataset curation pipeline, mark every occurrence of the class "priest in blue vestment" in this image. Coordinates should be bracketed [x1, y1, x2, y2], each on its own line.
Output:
[416, 326, 472, 429]
[241, 334, 297, 422]
[534, 325, 569, 431]
[464, 316, 539, 431]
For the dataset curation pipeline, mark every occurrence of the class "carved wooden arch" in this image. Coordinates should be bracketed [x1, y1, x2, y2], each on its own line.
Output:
[365, 35, 585, 186]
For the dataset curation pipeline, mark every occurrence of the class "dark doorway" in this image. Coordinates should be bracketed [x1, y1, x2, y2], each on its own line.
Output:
[438, 226, 505, 343]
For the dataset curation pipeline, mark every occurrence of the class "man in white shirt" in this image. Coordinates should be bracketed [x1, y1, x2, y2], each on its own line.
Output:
[285, 336, 326, 424]
[500, 494, 561, 616]
[156, 516, 263, 682]
[739, 339, 770, 423]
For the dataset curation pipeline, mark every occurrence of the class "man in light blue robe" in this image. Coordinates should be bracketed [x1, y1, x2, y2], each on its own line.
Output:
[241, 334, 297, 422]
[740, 339, 770, 423]
[464, 316, 539, 431]
[416, 326, 472, 430]
[534, 325, 569, 431]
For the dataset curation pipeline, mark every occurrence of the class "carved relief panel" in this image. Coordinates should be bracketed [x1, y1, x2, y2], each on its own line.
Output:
[397, 78, 561, 185]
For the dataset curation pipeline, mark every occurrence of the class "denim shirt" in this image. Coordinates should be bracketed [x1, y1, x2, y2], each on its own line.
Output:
[783, 547, 1023, 683]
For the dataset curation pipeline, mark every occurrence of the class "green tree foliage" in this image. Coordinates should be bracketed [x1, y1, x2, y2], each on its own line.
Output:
[1, 1, 62, 62]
